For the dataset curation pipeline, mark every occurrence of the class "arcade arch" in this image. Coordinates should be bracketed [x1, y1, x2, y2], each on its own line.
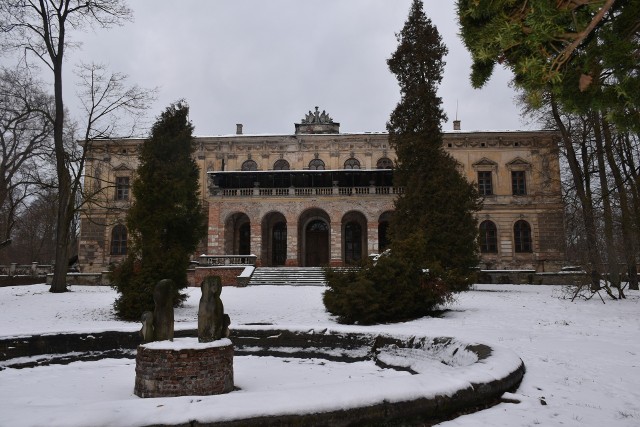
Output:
[298, 208, 331, 267]
[261, 212, 288, 266]
[342, 211, 367, 264]
[224, 212, 251, 255]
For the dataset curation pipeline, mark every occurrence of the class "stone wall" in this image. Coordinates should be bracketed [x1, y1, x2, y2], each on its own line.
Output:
[190, 267, 246, 287]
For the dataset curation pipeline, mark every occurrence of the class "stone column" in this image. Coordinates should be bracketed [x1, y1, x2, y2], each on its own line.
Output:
[250, 220, 262, 266]
[330, 219, 342, 266]
[286, 219, 298, 266]
[207, 203, 223, 255]
[367, 222, 378, 255]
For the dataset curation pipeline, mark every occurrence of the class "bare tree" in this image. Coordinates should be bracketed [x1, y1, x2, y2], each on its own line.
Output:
[0, 1, 154, 292]
[0, 66, 54, 244]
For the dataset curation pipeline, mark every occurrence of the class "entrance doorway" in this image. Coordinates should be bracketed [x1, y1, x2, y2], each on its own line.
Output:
[305, 219, 329, 266]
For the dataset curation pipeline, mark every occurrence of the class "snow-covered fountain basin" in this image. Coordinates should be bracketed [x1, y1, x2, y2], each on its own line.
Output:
[0, 327, 524, 426]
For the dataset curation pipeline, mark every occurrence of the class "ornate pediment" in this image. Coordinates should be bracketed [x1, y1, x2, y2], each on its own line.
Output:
[472, 158, 498, 170]
[112, 163, 131, 172]
[506, 157, 532, 170]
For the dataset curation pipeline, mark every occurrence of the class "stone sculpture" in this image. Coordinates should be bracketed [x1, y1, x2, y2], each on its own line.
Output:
[138, 279, 175, 342]
[153, 279, 175, 341]
[139, 311, 155, 343]
[198, 276, 230, 342]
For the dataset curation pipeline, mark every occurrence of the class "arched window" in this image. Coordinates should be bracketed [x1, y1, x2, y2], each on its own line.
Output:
[308, 158, 325, 170]
[273, 159, 290, 170]
[479, 221, 498, 253]
[376, 157, 393, 169]
[110, 224, 127, 255]
[514, 220, 532, 253]
[241, 160, 258, 171]
[344, 158, 361, 169]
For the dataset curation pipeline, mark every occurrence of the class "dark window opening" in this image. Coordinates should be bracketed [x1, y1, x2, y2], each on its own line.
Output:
[308, 159, 325, 170]
[241, 160, 258, 171]
[514, 220, 532, 253]
[479, 221, 498, 253]
[478, 171, 493, 196]
[344, 158, 361, 169]
[115, 177, 130, 200]
[110, 225, 127, 255]
[344, 222, 362, 264]
[512, 171, 527, 195]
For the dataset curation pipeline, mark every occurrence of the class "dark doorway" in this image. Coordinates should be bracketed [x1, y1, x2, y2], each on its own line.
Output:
[272, 222, 287, 266]
[239, 222, 251, 255]
[305, 219, 329, 266]
[344, 221, 362, 264]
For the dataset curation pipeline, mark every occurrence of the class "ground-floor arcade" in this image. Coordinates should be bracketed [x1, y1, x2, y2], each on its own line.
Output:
[209, 198, 395, 267]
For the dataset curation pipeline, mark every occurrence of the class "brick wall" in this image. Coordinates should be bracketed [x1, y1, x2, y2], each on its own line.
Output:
[190, 267, 246, 287]
[134, 340, 234, 398]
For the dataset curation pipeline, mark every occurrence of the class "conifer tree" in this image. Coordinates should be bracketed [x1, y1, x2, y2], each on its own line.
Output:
[324, 0, 480, 324]
[388, 0, 480, 277]
[112, 101, 207, 320]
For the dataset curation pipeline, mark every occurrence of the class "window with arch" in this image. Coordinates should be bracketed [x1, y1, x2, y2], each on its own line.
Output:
[110, 224, 127, 255]
[376, 157, 393, 169]
[308, 158, 325, 170]
[344, 158, 361, 169]
[514, 220, 532, 253]
[241, 159, 258, 171]
[273, 159, 290, 170]
[479, 220, 498, 253]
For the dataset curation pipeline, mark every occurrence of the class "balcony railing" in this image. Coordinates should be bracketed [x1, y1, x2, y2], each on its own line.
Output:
[197, 255, 257, 266]
[213, 186, 404, 197]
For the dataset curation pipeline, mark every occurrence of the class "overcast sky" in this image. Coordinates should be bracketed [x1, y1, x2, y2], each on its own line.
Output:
[56, 1, 527, 136]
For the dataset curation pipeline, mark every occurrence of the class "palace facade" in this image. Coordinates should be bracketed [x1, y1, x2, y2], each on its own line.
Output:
[78, 108, 566, 273]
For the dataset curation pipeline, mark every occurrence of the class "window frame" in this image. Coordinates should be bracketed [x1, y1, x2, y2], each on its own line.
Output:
[479, 220, 498, 253]
[110, 224, 128, 256]
[376, 157, 393, 169]
[115, 176, 130, 201]
[511, 170, 527, 195]
[514, 220, 533, 253]
[343, 158, 361, 170]
[477, 171, 493, 196]
[308, 158, 325, 170]
[241, 159, 258, 171]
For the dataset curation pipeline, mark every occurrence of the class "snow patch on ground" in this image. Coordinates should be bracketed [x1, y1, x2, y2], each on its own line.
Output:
[0, 283, 639, 426]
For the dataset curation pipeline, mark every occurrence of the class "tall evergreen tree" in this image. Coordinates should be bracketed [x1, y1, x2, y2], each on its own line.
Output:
[324, 0, 480, 324]
[388, 0, 480, 277]
[112, 101, 207, 320]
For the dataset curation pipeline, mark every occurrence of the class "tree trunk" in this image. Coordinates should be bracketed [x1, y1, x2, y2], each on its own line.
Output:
[593, 115, 620, 290]
[602, 119, 637, 292]
[551, 100, 601, 291]
[49, 33, 69, 293]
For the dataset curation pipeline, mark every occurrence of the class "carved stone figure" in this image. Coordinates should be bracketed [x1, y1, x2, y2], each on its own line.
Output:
[139, 311, 155, 343]
[198, 276, 230, 342]
[153, 279, 175, 341]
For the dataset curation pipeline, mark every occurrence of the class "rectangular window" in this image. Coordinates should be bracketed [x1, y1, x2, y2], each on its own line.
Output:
[116, 177, 130, 200]
[512, 171, 526, 195]
[477, 171, 493, 196]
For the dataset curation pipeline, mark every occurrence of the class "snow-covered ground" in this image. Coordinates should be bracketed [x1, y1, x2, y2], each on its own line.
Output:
[0, 283, 639, 426]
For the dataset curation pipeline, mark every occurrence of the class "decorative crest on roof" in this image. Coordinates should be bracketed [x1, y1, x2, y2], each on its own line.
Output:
[301, 106, 333, 124]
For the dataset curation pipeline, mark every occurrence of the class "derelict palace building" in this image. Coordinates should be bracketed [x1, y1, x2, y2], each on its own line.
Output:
[78, 108, 566, 273]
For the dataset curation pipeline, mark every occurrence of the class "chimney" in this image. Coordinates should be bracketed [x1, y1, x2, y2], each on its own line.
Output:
[236, 124, 243, 135]
[453, 120, 461, 131]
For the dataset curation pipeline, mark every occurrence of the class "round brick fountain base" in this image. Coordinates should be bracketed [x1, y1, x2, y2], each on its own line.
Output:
[134, 338, 234, 398]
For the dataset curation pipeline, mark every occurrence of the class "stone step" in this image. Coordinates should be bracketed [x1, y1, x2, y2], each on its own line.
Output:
[248, 267, 327, 286]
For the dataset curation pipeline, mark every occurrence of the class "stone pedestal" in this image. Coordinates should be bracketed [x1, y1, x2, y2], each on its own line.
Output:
[134, 338, 234, 398]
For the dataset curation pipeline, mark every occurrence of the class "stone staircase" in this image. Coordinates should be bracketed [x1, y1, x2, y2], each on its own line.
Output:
[247, 267, 327, 286]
